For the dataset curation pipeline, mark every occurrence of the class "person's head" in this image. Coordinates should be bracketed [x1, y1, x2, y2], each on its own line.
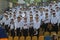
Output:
[35, 11, 38, 13]
[56, 6, 60, 11]
[45, 13, 48, 16]
[35, 17, 39, 22]
[17, 16, 21, 22]
[9, 13, 12, 16]
[30, 11, 32, 13]
[11, 19, 14, 21]
[19, 11, 22, 14]
[45, 9, 49, 12]
[24, 17, 27, 22]
[49, 4, 52, 7]
[40, 8, 43, 12]
[43, 8, 45, 11]
[30, 15, 33, 21]
[14, 12, 16, 15]
[20, 8, 22, 10]
[24, 11, 27, 15]
[52, 10, 55, 14]
[53, 13, 56, 17]
[10, 18, 14, 24]
[45, 13, 48, 17]
[4, 14, 8, 19]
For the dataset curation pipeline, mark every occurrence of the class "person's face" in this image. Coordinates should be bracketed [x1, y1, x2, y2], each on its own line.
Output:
[56, 7, 59, 11]
[17, 17, 21, 22]
[53, 13, 56, 17]
[30, 17, 33, 21]
[19, 11, 22, 14]
[10, 13, 12, 16]
[45, 9, 48, 12]
[40, 8, 43, 12]
[36, 11, 38, 13]
[35, 17, 39, 22]
[45, 13, 48, 17]
[11, 19, 14, 23]
[24, 18, 27, 22]
[5, 15, 8, 18]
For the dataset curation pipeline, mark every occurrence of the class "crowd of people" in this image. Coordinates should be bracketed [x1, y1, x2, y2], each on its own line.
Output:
[0, 1, 60, 38]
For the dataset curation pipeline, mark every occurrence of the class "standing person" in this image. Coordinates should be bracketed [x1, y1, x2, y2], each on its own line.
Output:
[2, 14, 10, 33]
[23, 17, 29, 37]
[15, 16, 23, 37]
[44, 13, 51, 31]
[51, 13, 58, 33]
[33, 14, 41, 37]
[29, 15, 34, 36]
[10, 18, 15, 38]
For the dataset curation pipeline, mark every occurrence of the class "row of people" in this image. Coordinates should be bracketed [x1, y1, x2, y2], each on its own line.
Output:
[0, 1, 60, 37]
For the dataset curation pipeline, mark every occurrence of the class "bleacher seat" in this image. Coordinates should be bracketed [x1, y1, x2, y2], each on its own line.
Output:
[45, 36, 52, 40]
[32, 36, 37, 40]
[20, 36, 25, 40]
[58, 38, 60, 40]
[26, 36, 31, 40]
[58, 31, 60, 40]
[8, 36, 13, 40]
[44, 32, 50, 36]
[58, 31, 60, 37]
[51, 32, 56, 36]
[39, 36, 44, 40]
[14, 36, 18, 40]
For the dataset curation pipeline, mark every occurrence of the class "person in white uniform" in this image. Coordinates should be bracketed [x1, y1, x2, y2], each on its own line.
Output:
[10, 18, 15, 38]
[2, 14, 10, 33]
[15, 16, 23, 36]
[33, 14, 41, 36]
[29, 15, 34, 36]
[44, 13, 51, 31]
[51, 13, 58, 33]
[23, 17, 29, 37]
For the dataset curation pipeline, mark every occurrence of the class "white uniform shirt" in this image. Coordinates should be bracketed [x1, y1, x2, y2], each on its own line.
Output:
[33, 20, 40, 29]
[1, 17, 6, 24]
[4, 19, 10, 25]
[10, 24, 15, 29]
[51, 16, 58, 24]
[44, 16, 51, 24]
[15, 20, 23, 30]
[23, 22, 29, 29]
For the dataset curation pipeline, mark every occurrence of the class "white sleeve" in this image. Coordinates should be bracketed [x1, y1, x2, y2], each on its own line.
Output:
[14, 22, 17, 30]
[0, 18, 5, 25]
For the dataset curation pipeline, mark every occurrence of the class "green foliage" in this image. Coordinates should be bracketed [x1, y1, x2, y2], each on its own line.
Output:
[12, 0, 17, 3]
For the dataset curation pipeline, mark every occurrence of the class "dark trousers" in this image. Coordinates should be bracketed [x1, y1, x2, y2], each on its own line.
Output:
[41, 23, 48, 31]
[58, 23, 60, 31]
[44, 23, 48, 31]
[16, 28, 21, 36]
[52, 23, 58, 33]
[11, 29, 15, 37]
[37, 29, 39, 37]
[5, 25, 9, 33]
[23, 29, 28, 37]
[40, 23, 45, 30]
[29, 27, 34, 36]
[59, 23, 60, 27]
